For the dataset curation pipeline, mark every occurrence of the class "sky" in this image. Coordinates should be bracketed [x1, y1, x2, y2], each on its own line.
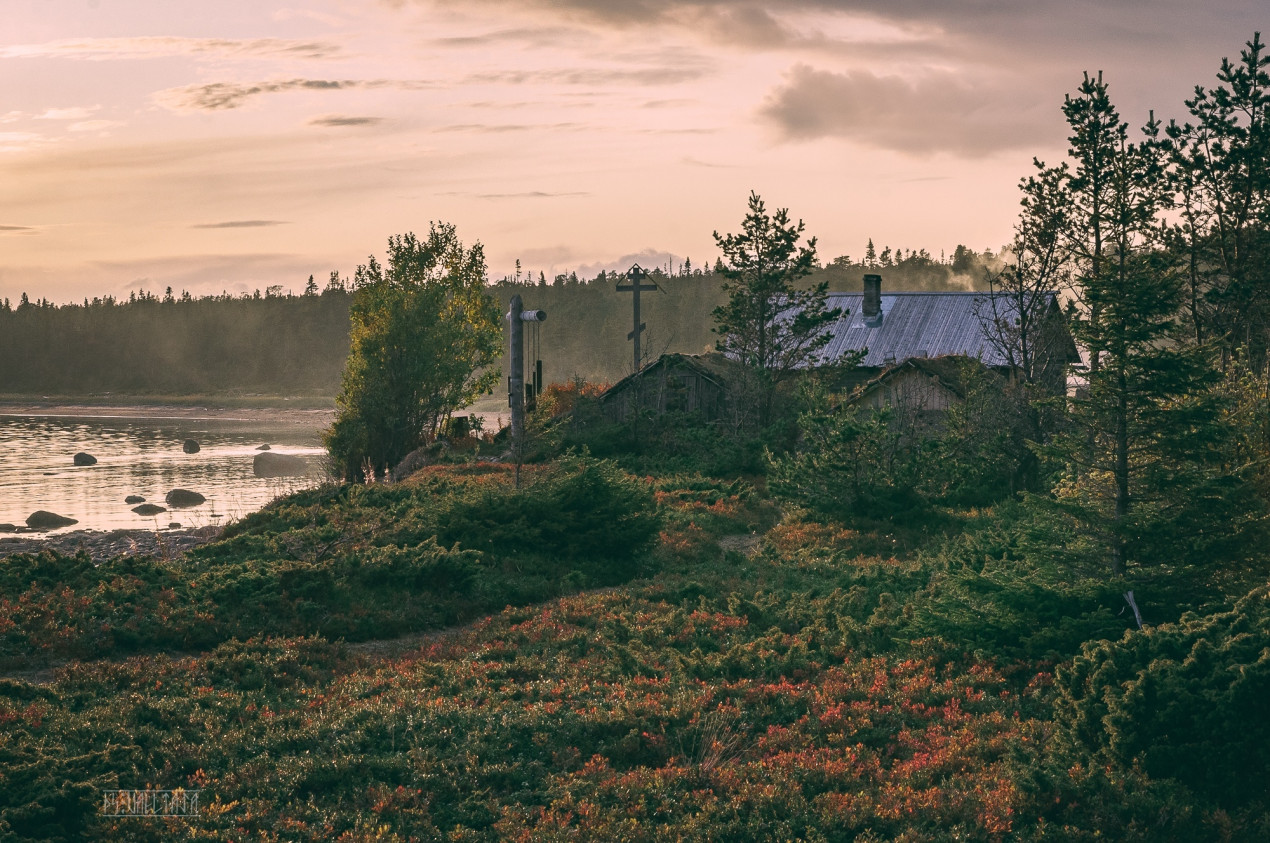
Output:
[0, 1, 1264, 304]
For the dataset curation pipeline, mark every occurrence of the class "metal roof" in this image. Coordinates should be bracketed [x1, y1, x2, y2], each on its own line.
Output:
[814, 291, 1060, 368]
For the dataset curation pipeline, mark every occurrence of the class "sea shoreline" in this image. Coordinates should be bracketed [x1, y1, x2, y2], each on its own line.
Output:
[0, 526, 225, 564]
[0, 399, 335, 425]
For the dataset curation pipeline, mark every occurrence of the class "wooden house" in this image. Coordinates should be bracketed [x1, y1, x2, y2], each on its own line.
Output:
[842, 355, 1000, 436]
[815, 275, 1078, 395]
[599, 352, 741, 424]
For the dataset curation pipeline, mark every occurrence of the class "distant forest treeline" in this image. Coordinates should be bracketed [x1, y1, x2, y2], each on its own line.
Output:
[0, 245, 998, 397]
[0, 284, 354, 396]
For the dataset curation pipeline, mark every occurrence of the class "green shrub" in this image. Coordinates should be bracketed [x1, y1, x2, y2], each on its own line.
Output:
[1055, 585, 1270, 812]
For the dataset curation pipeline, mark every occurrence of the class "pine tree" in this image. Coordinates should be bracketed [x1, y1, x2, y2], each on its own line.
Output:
[1038, 103, 1241, 622]
[711, 192, 841, 427]
[1165, 33, 1270, 367]
[1063, 72, 1123, 373]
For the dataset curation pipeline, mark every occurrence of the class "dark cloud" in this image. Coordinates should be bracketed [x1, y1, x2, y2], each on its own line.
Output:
[760, 64, 1052, 157]
[191, 220, 289, 229]
[0, 225, 35, 231]
[308, 116, 386, 127]
[156, 79, 429, 111]
[419, 0, 1265, 98]
[430, 26, 579, 48]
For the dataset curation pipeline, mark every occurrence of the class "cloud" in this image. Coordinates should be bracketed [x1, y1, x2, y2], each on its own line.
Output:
[69, 120, 125, 133]
[273, 8, 347, 27]
[430, 26, 578, 49]
[191, 220, 290, 229]
[433, 122, 583, 134]
[0, 225, 36, 232]
[682, 155, 736, 168]
[572, 248, 683, 279]
[476, 191, 588, 199]
[760, 65, 1051, 157]
[308, 115, 386, 127]
[0, 131, 45, 151]
[436, 190, 589, 198]
[36, 107, 99, 121]
[154, 79, 427, 111]
[462, 65, 712, 86]
[0, 36, 343, 61]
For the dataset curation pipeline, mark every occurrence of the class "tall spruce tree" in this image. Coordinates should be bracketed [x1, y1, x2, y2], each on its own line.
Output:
[1063, 72, 1123, 374]
[712, 191, 841, 427]
[1039, 95, 1237, 623]
[1165, 33, 1270, 368]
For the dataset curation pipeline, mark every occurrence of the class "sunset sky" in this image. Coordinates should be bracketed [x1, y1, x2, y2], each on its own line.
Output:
[1, 1, 1263, 304]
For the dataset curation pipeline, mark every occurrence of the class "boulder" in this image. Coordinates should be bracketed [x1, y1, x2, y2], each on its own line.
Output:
[168, 522, 181, 529]
[132, 504, 167, 516]
[183, 439, 200, 454]
[256, 444, 271, 451]
[165, 489, 206, 508]
[26, 510, 78, 530]
[253, 452, 309, 478]
[73, 452, 97, 466]
[125, 495, 145, 504]
[0, 523, 16, 533]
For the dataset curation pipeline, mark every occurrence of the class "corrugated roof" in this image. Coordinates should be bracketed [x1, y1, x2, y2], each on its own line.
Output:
[815, 291, 1061, 368]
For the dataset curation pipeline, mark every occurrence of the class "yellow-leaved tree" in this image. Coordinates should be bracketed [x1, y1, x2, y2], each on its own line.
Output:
[325, 225, 501, 480]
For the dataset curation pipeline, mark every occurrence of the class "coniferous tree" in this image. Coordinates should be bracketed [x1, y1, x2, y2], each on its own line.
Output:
[1165, 33, 1270, 367]
[711, 191, 841, 427]
[1038, 99, 1244, 622]
[1063, 72, 1124, 374]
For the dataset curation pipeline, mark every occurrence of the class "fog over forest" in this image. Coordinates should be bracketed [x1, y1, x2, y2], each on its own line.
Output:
[0, 246, 997, 398]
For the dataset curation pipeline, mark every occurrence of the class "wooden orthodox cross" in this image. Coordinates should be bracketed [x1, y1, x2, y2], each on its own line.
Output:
[615, 264, 658, 372]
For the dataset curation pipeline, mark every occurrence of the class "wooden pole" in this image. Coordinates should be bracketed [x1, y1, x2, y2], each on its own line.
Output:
[509, 294, 524, 489]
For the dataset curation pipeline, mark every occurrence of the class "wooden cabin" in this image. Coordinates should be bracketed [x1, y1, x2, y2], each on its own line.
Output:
[599, 352, 741, 424]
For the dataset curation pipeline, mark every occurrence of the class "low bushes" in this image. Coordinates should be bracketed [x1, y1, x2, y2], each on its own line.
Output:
[0, 456, 660, 669]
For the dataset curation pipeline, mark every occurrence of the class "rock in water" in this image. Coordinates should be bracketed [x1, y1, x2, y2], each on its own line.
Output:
[125, 495, 145, 504]
[183, 439, 200, 454]
[73, 452, 97, 466]
[0, 523, 16, 533]
[253, 452, 309, 478]
[132, 504, 167, 516]
[26, 510, 78, 530]
[165, 489, 206, 507]
[256, 444, 271, 451]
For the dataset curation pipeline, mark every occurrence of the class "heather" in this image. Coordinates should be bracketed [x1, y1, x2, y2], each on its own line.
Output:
[2, 464, 1269, 840]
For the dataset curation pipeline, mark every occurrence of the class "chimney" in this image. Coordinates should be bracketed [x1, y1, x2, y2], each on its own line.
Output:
[863, 274, 882, 325]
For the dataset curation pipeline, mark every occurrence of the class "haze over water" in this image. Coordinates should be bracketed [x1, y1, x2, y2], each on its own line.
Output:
[0, 411, 328, 533]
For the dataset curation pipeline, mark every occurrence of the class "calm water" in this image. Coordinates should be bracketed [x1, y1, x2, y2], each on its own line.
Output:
[0, 412, 329, 533]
